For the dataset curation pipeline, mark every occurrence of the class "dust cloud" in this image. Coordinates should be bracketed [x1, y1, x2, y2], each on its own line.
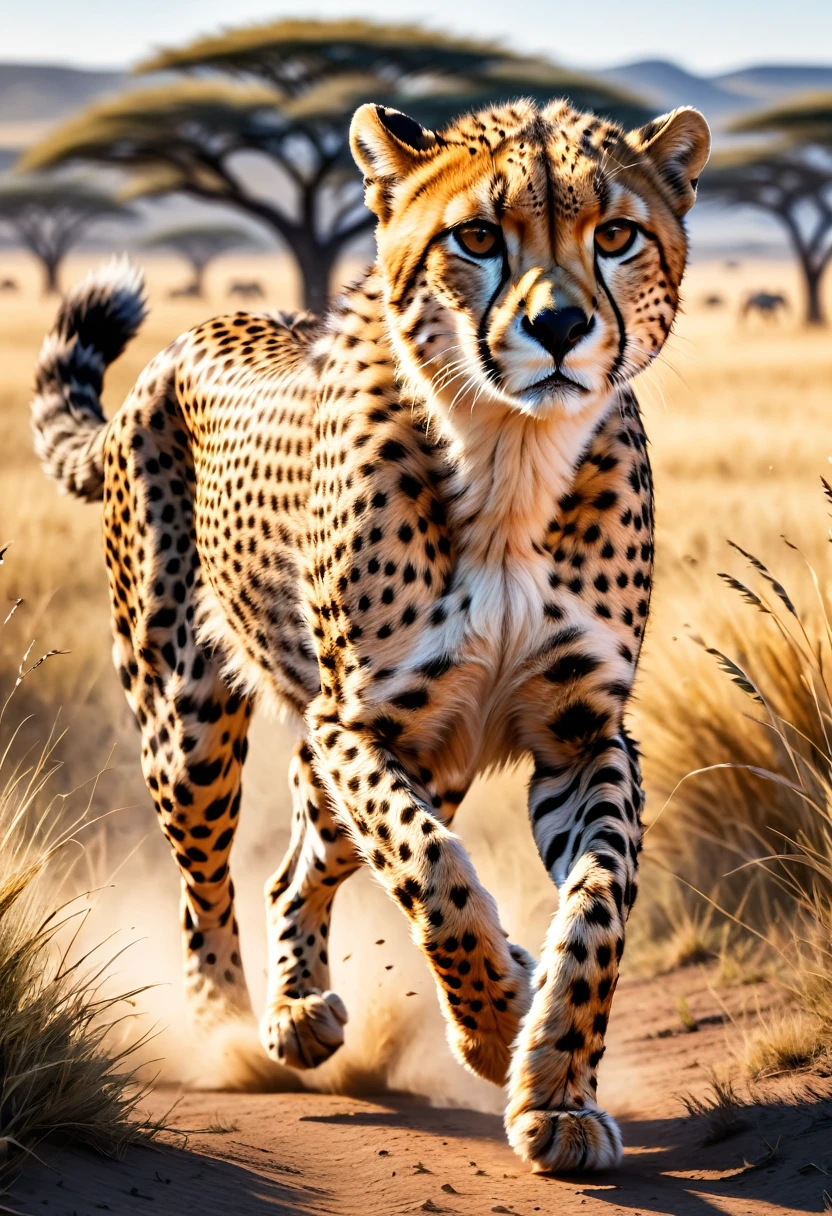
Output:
[77, 714, 560, 1115]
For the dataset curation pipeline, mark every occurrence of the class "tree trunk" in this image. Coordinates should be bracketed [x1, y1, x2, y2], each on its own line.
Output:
[775, 204, 829, 328]
[295, 240, 339, 316]
[42, 256, 60, 296]
[190, 263, 206, 298]
[804, 264, 826, 327]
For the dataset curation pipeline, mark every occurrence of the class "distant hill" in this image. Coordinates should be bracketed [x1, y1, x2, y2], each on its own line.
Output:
[597, 58, 832, 129]
[715, 63, 832, 103]
[0, 63, 167, 158]
[596, 60, 740, 123]
[0, 63, 129, 125]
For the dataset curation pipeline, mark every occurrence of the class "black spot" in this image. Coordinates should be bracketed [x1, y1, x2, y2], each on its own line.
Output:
[571, 978, 591, 1006]
[399, 473, 422, 499]
[544, 831, 570, 873]
[550, 702, 609, 741]
[586, 900, 612, 928]
[566, 939, 588, 963]
[556, 1027, 585, 1053]
[148, 606, 177, 630]
[594, 490, 618, 510]
[545, 653, 600, 684]
[392, 687, 429, 711]
[420, 653, 454, 679]
[205, 793, 231, 821]
[214, 827, 234, 851]
[373, 716, 403, 743]
[188, 758, 223, 786]
[380, 439, 406, 461]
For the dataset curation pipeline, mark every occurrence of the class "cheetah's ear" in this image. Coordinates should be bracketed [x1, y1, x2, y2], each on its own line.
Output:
[350, 104, 437, 215]
[627, 107, 711, 216]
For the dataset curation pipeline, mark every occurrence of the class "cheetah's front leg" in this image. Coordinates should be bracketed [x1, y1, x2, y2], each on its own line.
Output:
[308, 697, 533, 1086]
[260, 739, 360, 1069]
[505, 729, 643, 1172]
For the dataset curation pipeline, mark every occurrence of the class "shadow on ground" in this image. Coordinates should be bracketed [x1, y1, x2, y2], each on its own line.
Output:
[12, 1083, 832, 1216]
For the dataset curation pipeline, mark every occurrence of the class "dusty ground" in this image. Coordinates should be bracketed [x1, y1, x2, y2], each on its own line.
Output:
[13, 966, 832, 1216]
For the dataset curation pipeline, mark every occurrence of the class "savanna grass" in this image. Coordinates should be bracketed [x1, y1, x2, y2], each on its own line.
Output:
[0, 559, 164, 1181]
[638, 484, 832, 1072]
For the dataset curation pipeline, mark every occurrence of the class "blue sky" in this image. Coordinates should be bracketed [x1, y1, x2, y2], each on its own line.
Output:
[3, 0, 831, 74]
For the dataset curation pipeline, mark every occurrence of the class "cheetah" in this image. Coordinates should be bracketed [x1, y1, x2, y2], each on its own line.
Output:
[31, 97, 709, 1172]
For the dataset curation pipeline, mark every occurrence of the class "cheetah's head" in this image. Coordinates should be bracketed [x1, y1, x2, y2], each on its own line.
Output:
[350, 98, 709, 419]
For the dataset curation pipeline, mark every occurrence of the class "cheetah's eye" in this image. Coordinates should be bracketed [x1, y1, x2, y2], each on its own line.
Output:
[453, 222, 504, 259]
[594, 220, 638, 257]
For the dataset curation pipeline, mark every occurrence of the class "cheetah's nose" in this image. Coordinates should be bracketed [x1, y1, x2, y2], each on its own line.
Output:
[522, 307, 593, 364]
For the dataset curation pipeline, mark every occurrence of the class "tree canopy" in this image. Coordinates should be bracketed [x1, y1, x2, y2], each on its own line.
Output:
[137, 18, 501, 91]
[0, 176, 131, 294]
[731, 92, 832, 145]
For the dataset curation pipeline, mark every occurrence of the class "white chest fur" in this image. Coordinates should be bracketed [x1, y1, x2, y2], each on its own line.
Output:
[424, 391, 615, 661]
[367, 390, 620, 775]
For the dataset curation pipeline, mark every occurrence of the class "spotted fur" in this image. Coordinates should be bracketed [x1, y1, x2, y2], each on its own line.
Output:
[31, 97, 709, 1173]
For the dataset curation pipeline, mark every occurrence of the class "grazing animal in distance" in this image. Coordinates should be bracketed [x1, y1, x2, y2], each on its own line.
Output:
[168, 282, 202, 300]
[228, 279, 265, 300]
[29, 97, 709, 1173]
[741, 290, 789, 321]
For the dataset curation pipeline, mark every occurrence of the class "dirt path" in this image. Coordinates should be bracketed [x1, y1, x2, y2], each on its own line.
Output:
[13, 968, 832, 1216]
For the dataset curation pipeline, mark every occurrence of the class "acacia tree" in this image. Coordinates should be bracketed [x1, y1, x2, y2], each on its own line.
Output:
[0, 177, 130, 294]
[144, 221, 265, 296]
[701, 94, 832, 326]
[20, 19, 646, 313]
[700, 146, 832, 325]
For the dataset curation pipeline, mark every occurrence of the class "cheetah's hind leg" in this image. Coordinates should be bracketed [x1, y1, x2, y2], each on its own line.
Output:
[260, 739, 360, 1068]
[103, 371, 256, 1033]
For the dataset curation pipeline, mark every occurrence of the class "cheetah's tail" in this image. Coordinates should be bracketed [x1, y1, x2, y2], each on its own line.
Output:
[31, 257, 147, 502]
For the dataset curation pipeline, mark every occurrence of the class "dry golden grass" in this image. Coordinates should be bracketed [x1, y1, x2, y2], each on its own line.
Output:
[679, 1072, 750, 1144]
[635, 470, 832, 1075]
[1, 246, 831, 1088]
[740, 1009, 830, 1079]
[0, 650, 163, 1181]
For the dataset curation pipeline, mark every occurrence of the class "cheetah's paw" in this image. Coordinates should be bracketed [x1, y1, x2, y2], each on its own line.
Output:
[506, 1106, 623, 1173]
[259, 990, 348, 1069]
[445, 942, 534, 1086]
